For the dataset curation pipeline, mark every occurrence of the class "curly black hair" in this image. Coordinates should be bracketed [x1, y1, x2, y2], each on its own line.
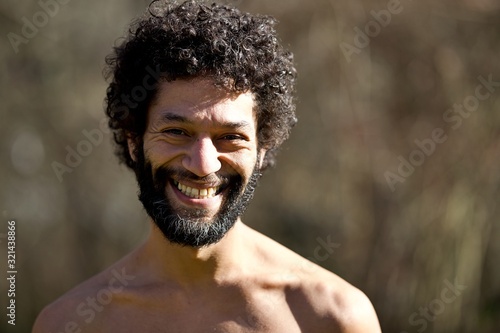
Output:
[104, 0, 297, 171]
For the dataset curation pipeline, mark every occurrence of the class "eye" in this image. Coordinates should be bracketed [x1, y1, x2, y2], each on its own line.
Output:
[220, 134, 246, 141]
[162, 128, 188, 136]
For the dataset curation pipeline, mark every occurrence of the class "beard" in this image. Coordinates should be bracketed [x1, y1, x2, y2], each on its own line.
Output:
[133, 146, 262, 248]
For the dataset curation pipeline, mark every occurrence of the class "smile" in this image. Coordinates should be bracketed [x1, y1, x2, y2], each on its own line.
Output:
[173, 180, 221, 199]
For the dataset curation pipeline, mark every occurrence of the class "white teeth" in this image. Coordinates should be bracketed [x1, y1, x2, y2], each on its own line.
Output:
[175, 181, 219, 199]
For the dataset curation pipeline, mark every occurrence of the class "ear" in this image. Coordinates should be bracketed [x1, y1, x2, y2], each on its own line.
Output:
[127, 137, 138, 163]
[257, 148, 267, 169]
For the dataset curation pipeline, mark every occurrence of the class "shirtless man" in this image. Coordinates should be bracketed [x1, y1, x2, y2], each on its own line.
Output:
[33, 1, 381, 332]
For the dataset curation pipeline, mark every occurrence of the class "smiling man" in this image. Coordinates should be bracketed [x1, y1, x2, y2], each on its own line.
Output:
[33, 1, 381, 332]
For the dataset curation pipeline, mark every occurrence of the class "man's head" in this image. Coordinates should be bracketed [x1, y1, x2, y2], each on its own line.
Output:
[104, 0, 296, 247]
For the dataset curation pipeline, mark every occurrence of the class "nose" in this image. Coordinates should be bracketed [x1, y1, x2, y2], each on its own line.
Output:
[182, 136, 222, 177]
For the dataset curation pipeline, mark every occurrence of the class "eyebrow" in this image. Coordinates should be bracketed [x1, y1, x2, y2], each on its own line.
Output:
[159, 112, 254, 131]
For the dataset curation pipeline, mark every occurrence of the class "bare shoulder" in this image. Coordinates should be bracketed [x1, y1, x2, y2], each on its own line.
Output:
[32, 286, 90, 333]
[246, 226, 381, 333]
[32, 260, 137, 333]
[290, 269, 382, 333]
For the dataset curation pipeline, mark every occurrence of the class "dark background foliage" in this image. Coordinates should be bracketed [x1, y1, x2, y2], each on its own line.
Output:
[1, 0, 499, 332]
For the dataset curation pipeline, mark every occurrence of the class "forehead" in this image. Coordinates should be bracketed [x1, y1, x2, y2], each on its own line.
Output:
[148, 78, 256, 127]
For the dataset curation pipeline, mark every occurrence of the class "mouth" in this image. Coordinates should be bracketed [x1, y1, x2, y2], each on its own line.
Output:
[172, 180, 224, 199]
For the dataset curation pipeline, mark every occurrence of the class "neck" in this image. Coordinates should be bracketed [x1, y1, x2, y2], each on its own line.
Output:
[138, 218, 249, 286]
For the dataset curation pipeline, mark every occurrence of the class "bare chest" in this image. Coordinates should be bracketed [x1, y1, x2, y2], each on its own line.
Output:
[93, 291, 307, 333]
[97, 305, 303, 333]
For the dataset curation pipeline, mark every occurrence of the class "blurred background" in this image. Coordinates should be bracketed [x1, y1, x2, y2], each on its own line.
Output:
[1, 0, 499, 332]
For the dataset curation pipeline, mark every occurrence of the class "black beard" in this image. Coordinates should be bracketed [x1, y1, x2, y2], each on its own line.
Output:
[134, 146, 261, 248]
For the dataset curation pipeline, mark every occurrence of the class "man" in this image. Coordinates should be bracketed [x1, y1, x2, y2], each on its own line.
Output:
[34, 1, 381, 332]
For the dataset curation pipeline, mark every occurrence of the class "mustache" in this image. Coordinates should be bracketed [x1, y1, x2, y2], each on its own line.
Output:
[153, 166, 233, 189]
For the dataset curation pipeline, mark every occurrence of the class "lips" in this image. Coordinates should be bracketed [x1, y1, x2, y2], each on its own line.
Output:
[173, 180, 221, 199]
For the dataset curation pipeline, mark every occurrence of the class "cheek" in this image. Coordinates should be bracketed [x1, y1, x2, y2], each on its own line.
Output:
[226, 151, 258, 178]
[143, 140, 181, 166]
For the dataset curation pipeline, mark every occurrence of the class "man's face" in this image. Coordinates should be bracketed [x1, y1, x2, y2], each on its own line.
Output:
[133, 78, 262, 247]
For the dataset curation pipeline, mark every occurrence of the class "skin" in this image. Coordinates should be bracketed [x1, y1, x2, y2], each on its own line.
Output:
[33, 78, 381, 333]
